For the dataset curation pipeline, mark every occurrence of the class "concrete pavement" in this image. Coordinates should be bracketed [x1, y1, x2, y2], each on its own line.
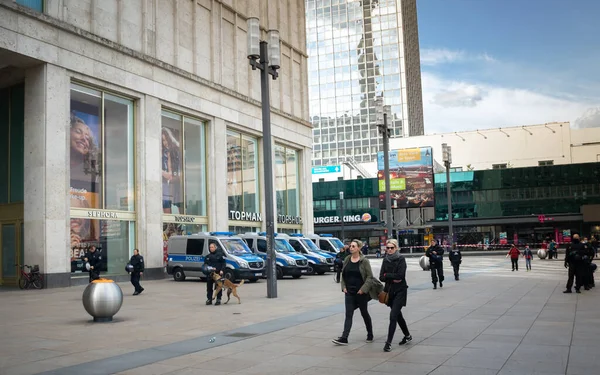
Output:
[0, 256, 597, 375]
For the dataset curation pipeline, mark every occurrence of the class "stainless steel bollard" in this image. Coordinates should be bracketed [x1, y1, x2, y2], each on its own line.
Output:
[82, 279, 123, 322]
[537, 249, 547, 259]
[419, 255, 430, 271]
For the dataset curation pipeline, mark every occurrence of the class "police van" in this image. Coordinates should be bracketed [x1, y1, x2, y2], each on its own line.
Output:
[308, 234, 345, 254]
[166, 232, 265, 283]
[240, 232, 309, 279]
[278, 233, 335, 275]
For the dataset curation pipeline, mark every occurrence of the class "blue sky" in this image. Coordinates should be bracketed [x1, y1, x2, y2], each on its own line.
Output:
[416, 0, 600, 133]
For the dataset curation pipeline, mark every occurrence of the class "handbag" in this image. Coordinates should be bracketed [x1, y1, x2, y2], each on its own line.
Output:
[378, 291, 389, 304]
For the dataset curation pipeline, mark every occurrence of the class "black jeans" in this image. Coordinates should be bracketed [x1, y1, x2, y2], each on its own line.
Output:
[88, 270, 99, 283]
[430, 263, 444, 284]
[452, 262, 460, 278]
[342, 293, 372, 339]
[386, 294, 410, 344]
[566, 264, 583, 290]
[131, 272, 142, 292]
[511, 258, 519, 271]
[206, 276, 222, 300]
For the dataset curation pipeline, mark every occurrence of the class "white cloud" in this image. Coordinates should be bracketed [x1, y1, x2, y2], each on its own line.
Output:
[574, 107, 600, 128]
[422, 72, 595, 134]
[420, 48, 497, 66]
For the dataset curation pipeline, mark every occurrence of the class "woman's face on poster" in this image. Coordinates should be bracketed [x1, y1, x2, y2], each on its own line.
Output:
[70, 217, 85, 234]
[71, 122, 92, 156]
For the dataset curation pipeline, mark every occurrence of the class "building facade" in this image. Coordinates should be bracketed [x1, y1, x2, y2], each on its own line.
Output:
[306, 0, 425, 167]
[0, 0, 313, 288]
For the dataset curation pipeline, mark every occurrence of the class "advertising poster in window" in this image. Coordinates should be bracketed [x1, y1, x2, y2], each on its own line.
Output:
[377, 147, 435, 209]
[161, 127, 183, 214]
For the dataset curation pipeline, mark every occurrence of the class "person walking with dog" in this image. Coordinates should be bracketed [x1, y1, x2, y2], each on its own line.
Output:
[332, 239, 376, 346]
[425, 239, 444, 289]
[129, 248, 145, 295]
[205, 242, 225, 305]
[379, 239, 411, 352]
[449, 243, 462, 280]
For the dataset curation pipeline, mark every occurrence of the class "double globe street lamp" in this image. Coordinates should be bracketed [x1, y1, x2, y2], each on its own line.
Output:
[247, 18, 281, 298]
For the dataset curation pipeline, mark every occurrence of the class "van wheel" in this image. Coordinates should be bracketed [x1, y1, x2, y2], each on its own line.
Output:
[223, 269, 235, 281]
[307, 264, 315, 275]
[248, 278, 259, 283]
[292, 274, 302, 279]
[173, 268, 186, 281]
[276, 266, 283, 279]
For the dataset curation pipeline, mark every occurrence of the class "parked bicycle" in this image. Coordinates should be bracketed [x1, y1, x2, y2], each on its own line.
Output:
[17, 264, 43, 290]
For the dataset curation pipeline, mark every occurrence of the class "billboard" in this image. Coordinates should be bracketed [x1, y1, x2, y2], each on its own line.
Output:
[377, 147, 435, 209]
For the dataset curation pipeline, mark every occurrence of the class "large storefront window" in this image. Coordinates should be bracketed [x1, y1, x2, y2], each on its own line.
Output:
[227, 131, 259, 213]
[275, 145, 300, 217]
[69, 83, 135, 275]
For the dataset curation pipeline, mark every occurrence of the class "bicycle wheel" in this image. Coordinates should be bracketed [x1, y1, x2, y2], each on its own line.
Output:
[32, 275, 43, 289]
[18, 277, 28, 290]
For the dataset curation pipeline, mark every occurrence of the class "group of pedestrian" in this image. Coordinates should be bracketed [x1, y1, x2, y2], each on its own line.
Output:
[564, 234, 596, 294]
[81, 246, 145, 295]
[506, 244, 535, 271]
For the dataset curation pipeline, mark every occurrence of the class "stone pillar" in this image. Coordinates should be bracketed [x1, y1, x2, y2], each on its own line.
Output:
[300, 146, 314, 234]
[23, 64, 70, 288]
[209, 117, 229, 231]
[137, 95, 164, 278]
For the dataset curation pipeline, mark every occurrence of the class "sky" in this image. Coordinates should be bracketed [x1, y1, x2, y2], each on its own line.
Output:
[416, 0, 600, 134]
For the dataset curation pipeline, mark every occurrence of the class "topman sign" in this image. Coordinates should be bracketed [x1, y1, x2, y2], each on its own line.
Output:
[314, 214, 370, 225]
[229, 210, 262, 222]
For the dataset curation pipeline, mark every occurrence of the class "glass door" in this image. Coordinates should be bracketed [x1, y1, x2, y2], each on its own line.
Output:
[0, 221, 22, 286]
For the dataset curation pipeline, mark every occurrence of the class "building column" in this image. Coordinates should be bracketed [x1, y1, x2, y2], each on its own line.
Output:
[137, 95, 164, 277]
[23, 64, 70, 288]
[209, 117, 229, 231]
[301, 146, 314, 234]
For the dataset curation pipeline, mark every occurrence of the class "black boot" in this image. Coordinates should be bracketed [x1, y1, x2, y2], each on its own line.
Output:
[433, 283, 437, 290]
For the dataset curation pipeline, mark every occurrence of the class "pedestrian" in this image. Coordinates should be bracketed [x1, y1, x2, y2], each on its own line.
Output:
[448, 243, 462, 280]
[332, 239, 378, 346]
[523, 246, 533, 271]
[548, 240, 557, 259]
[507, 244, 520, 271]
[334, 244, 350, 283]
[205, 242, 226, 305]
[81, 245, 102, 283]
[129, 248, 145, 295]
[582, 237, 594, 290]
[425, 239, 444, 289]
[564, 234, 586, 293]
[541, 241, 548, 259]
[361, 242, 369, 256]
[379, 239, 412, 352]
[591, 236, 598, 258]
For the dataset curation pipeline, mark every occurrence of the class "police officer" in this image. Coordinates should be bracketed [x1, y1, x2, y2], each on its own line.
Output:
[448, 243, 462, 281]
[81, 246, 102, 283]
[425, 240, 445, 289]
[205, 242, 226, 305]
[564, 234, 586, 294]
[335, 244, 350, 283]
[581, 238, 594, 290]
[129, 248, 145, 295]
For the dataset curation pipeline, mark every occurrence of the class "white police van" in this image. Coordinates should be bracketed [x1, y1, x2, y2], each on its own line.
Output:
[278, 233, 335, 275]
[240, 232, 309, 279]
[308, 234, 345, 254]
[166, 232, 265, 283]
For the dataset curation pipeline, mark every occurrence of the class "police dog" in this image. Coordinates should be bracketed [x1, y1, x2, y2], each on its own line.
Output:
[211, 273, 244, 304]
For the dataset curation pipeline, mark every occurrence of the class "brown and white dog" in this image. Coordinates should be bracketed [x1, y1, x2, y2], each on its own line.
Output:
[211, 272, 244, 304]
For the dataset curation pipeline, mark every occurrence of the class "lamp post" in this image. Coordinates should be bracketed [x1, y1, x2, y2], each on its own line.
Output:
[247, 17, 280, 298]
[339, 191, 345, 243]
[376, 98, 393, 241]
[442, 143, 453, 246]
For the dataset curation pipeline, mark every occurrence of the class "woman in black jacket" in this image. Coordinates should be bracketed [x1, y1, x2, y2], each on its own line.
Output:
[379, 239, 412, 352]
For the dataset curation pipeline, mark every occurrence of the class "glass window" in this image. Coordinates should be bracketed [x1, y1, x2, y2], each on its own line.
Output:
[275, 145, 301, 217]
[227, 131, 259, 213]
[16, 0, 43, 12]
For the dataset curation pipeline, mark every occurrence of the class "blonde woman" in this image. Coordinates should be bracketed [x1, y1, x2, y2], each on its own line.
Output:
[379, 239, 412, 352]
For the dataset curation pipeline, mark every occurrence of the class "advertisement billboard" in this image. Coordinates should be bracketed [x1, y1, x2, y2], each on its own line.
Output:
[377, 147, 434, 209]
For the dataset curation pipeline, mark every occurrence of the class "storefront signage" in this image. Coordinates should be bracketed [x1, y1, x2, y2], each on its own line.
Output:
[229, 210, 263, 222]
[174, 215, 196, 223]
[314, 214, 370, 225]
[312, 165, 341, 174]
[278, 215, 303, 225]
[87, 210, 119, 219]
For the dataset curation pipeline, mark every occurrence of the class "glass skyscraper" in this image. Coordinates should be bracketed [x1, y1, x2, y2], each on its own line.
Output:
[306, 0, 424, 166]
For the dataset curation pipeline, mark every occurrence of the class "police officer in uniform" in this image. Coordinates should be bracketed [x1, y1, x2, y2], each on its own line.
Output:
[582, 238, 594, 290]
[448, 244, 462, 281]
[425, 240, 445, 289]
[129, 249, 145, 295]
[81, 246, 102, 283]
[205, 242, 226, 305]
[564, 234, 586, 293]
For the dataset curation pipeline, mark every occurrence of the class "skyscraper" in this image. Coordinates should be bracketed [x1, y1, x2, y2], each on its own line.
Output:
[306, 0, 424, 166]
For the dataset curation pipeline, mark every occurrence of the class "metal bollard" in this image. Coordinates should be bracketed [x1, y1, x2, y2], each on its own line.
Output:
[82, 279, 123, 322]
[537, 249, 547, 259]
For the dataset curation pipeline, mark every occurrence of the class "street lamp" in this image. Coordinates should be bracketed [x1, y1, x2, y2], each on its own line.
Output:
[442, 143, 453, 246]
[339, 191, 345, 243]
[376, 97, 393, 241]
[247, 17, 281, 298]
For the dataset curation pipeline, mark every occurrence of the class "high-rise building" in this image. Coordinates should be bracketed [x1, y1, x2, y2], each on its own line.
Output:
[306, 0, 425, 166]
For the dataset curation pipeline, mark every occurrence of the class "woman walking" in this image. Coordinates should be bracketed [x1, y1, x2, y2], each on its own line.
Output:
[380, 239, 412, 352]
[332, 240, 376, 345]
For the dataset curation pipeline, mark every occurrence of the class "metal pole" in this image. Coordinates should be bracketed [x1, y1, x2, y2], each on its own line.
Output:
[383, 112, 393, 240]
[259, 40, 277, 298]
[445, 160, 453, 246]
[339, 192, 345, 243]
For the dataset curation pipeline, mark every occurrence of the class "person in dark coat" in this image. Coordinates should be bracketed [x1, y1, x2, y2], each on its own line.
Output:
[334, 244, 350, 283]
[129, 248, 145, 295]
[425, 240, 445, 289]
[205, 242, 226, 305]
[564, 234, 586, 293]
[81, 246, 102, 283]
[448, 244, 462, 280]
[379, 239, 411, 352]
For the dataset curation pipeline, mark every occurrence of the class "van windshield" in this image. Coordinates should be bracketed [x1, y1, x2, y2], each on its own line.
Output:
[302, 239, 321, 252]
[331, 238, 344, 251]
[275, 239, 296, 253]
[221, 239, 252, 255]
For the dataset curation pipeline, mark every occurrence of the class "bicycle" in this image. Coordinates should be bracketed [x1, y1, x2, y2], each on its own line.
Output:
[17, 264, 44, 290]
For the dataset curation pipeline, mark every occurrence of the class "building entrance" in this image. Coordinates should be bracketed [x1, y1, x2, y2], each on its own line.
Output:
[0, 214, 23, 286]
